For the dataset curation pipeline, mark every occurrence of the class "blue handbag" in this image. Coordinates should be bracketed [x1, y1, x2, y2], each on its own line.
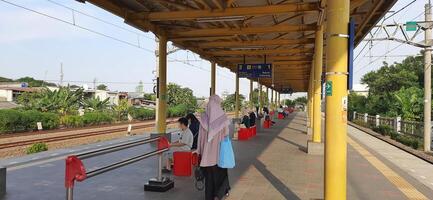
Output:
[218, 136, 235, 168]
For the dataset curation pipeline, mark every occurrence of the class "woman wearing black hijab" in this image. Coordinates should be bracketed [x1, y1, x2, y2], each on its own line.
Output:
[186, 113, 200, 150]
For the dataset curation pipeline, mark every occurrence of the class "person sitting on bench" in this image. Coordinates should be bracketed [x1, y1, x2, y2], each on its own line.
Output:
[163, 117, 194, 172]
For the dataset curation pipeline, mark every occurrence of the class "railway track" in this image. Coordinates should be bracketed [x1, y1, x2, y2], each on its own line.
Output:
[0, 120, 177, 150]
[0, 112, 235, 151]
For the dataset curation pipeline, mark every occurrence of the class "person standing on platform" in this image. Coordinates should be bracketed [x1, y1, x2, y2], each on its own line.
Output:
[186, 113, 200, 150]
[197, 95, 231, 200]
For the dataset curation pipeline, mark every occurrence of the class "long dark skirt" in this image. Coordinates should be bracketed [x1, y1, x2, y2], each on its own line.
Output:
[202, 165, 230, 200]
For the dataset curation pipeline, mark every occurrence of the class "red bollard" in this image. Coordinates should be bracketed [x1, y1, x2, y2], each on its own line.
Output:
[278, 113, 284, 119]
[263, 120, 271, 128]
[173, 151, 193, 177]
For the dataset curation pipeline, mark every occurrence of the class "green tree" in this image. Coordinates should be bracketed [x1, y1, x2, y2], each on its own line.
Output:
[249, 88, 270, 107]
[113, 99, 131, 120]
[16, 77, 56, 87]
[96, 84, 108, 90]
[17, 87, 83, 115]
[391, 87, 424, 120]
[348, 92, 367, 114]
[362, 61, 419, 95]
[285, 99, 295, 107]
[143, 93, 156, 101]
[0, 76, 12, 82]
[221, 93, 245, 111]
[167, 83, 197, 112]
[82, 97, 110, 111]
[349, 53, 432, 120]
[294, 97, 307, 106]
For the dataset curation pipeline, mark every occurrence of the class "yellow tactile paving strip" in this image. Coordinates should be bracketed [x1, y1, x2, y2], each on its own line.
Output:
[348, 137, 428, 200]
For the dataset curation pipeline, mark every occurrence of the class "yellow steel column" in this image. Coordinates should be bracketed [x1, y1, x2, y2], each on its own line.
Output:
[266, 87, 269, 107]
[211, 61, 216, 95]
[325, 0, 349, 199]
[249, 79, 254, 109]
[313, 25, 324, 143]
[308, 68, 314, 134]
[156, 35, 167, 134]
[307, 76, 310, 118]
[259, 84, 263, 111]
[278, 92, 280, 106]
[235, 72, 240, 118]
[271, 88, 274, 109]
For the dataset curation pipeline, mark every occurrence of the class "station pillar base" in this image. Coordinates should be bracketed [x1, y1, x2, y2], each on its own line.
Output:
[307, 127, 312, 135]
[144, 177, 174, 192]
[307, 140, 324, 155]
[0, 167, 5, 198]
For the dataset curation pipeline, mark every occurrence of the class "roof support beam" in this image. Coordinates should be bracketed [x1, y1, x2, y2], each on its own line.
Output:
[168, 24, 316, 38]
[129, 3, 319, 21]
[272, 61, 311, 65]
[198, 38, 315, 48]
[219, 55, 312, 62]
[212, 48, 313, 56]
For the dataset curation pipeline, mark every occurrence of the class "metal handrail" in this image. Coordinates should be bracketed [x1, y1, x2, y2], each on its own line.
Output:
[352, 112, 426, 138]
[65, 135, 170, 200]
[77, 136, 160, 159]
[86, 148, 167, 178]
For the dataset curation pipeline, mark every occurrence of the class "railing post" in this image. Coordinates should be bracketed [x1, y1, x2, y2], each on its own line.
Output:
[376, 115, 380, 127]
[364, 113, 368, 123]
[353, 111, 357, 121]
[66, 188, 73, 200]
[157, 153, 162, 181]
[0, 167, 5, 199]
[396, 117, 401, 132]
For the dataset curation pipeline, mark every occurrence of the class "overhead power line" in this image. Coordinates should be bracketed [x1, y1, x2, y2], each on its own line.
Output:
[0, 0, 235, 81]
[355, 0, 420, 63]
[45, 0, 154, 41]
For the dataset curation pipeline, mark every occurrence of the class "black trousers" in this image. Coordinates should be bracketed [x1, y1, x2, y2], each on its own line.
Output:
[202, 165, 230, 200]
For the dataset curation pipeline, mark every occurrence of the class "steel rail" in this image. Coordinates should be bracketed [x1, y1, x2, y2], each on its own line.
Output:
[0, 120, 176, 150]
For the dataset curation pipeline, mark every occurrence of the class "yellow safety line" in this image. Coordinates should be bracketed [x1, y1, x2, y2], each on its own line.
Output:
[347, 137, 428, 200]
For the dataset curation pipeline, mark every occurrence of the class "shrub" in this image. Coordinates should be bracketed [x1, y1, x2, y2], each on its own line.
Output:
[82, 111, 114, 126]
[390, 131, 399, 140]
[26, 143, 48, 154]
[168, 104, 188, 117]
[353, 119, 370, 128]
[0, 109, 25, 133]
[394, 134, 422, 150]
[61, 115, 84, 128]
[129, 107, 155, 120]
[0, 109, 59, 134]
[372, 125, 393, 136]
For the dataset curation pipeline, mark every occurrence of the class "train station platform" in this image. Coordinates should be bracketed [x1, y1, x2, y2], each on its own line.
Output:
[3, 112, 433, 200]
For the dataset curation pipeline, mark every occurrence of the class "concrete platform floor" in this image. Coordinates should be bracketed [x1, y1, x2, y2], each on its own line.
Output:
[3, 112, 433, 200]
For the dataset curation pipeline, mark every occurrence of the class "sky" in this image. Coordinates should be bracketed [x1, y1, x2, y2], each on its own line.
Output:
[0, 0, 428, 100]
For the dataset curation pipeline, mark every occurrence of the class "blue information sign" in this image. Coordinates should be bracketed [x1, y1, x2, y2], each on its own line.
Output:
[237, 63, 272, 78]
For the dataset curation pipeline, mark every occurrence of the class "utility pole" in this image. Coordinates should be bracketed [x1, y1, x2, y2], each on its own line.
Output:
[93, 78, 97, 90]
[60, 63, 64, 87]
[424, 1, 432, 152]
